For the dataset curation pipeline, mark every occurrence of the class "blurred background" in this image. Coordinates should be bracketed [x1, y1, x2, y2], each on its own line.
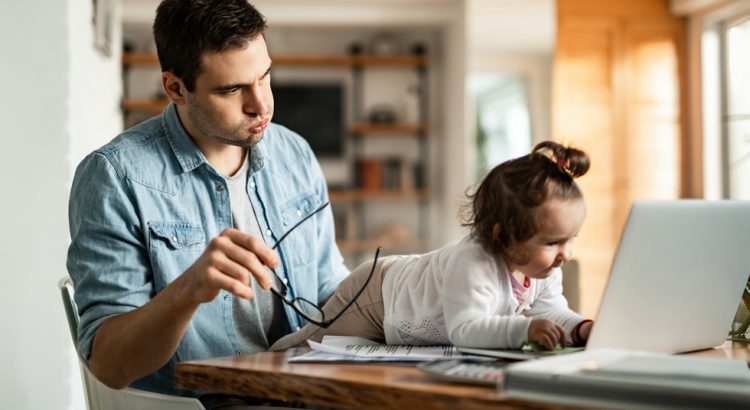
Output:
[1, 0, 748, 408]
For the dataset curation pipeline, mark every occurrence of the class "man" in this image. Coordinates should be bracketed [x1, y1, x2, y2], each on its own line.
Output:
[67, 0, 349, 407]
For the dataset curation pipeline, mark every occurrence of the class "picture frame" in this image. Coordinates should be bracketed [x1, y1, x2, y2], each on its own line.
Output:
[93, 0, 115, 55]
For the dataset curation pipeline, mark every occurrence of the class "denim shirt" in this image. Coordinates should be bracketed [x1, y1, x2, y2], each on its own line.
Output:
[67, 103, 349, 396]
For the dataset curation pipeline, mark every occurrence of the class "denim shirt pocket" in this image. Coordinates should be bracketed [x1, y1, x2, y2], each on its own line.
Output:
[147, 221, 206, 290]
[279, 192, 320, 268]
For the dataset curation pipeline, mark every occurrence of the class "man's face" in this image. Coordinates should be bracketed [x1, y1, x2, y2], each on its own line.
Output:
[183, 35, 274, 149]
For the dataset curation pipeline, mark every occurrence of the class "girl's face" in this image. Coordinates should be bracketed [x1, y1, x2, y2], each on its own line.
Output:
[505, 198, 586, 279]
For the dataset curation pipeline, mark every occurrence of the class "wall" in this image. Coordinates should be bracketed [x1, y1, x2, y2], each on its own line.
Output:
[554, 0, 687, 317]
[0, 0, 122, 409]
[465, 0, 555, 187]
[466, 0, 555, 153]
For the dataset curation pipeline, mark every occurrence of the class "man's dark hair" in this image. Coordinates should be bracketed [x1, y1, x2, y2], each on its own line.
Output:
[153, 0, 267, 92]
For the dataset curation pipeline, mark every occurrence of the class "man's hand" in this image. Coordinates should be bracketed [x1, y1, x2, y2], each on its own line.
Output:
[527, 318, 567, 350]
[88, 229, 281, 389]
[180, 228, 280, 304]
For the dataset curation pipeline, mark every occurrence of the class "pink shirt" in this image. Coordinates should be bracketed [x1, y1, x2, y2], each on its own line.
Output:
[510, 273, 531, 306]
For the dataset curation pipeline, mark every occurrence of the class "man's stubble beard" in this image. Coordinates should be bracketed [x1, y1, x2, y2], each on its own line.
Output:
[186, 97, 265, 148]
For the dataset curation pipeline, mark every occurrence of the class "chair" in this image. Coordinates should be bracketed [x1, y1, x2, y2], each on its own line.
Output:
[59, 277, 205, 410]
[561, 259, 581, 312]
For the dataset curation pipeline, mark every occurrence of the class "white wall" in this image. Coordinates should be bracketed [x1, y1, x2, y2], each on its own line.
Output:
[466, 0, 555, 153]
[0, 0, 122, 408]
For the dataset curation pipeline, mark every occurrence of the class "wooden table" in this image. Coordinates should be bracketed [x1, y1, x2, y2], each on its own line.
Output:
[174, 342, 750, 410]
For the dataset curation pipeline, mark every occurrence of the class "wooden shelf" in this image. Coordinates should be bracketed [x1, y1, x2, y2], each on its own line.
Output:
[329, 189, 428, 203]
[121, 98, 169, 112]
[273, 53, 430, 67]
[122, 53, 429, 68]
[337, 238, 426, 254]
[122, 52, 159, 65]
[271, 54, 353, 66]
[353, 54, 430, 67]
[350, 123, 427, 135]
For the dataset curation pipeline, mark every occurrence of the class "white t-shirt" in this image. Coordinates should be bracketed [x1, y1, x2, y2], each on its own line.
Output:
[381, 235, 584, 348]
[224, 153, 285, 351]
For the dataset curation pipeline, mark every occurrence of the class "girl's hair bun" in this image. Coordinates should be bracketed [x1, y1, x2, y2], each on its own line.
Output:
[532, 141, 590, 178]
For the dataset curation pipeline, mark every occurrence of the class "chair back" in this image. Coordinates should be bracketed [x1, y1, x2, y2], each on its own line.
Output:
[60, 277, 79, 345]
[58, 276, 205, 410]
[561, 259, 580, 312]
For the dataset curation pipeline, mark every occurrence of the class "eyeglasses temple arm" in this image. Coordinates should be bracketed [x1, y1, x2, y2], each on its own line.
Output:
[271, 201, 330, 250]
[323, 246, 382, 326]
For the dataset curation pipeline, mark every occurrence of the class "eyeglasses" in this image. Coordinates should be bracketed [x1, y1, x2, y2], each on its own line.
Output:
[268, 201, 381, 328]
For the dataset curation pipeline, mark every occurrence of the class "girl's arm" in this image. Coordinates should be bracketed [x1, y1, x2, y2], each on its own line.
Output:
[441, 249, 531, 348]
[526, 269, 588, 343]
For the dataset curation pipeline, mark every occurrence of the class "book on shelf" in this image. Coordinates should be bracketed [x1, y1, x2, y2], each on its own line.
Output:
[356, 157, 422, 191]
[501, 348, 750, 409]
[356, 158, 383, 191]
[333, 205, 358, 240]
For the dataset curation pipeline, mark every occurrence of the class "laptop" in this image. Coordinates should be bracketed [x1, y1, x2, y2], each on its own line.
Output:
[460, 200, 750, 359]
[586, 200, 750, 353]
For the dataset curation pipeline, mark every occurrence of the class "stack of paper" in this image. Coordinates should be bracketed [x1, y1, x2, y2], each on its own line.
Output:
[288, 336, 476, 363]
[502, 348, 750, 409]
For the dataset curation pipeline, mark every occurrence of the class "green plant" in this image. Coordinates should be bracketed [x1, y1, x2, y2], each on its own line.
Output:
[728, 278, 750, 341]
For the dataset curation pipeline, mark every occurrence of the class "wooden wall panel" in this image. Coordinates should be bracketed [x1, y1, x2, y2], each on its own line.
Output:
[554, 19, 618, 317]
[554, 0, 686, 318]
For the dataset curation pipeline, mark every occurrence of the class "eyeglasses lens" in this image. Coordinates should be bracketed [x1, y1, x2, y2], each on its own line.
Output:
[292, 298, 324, 322]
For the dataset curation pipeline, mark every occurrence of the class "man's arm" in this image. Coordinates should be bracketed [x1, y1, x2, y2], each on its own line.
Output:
[87, 229, 278, 389]
[68, 152, 279, 389]
[87, 276, 197, 389]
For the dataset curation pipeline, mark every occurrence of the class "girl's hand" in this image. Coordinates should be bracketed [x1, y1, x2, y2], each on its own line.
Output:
[528, 318, 567, 350]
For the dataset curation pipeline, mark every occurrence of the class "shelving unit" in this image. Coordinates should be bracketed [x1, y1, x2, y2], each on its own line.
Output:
[340, 52, 430, 262]
[121, 51, 432, 262]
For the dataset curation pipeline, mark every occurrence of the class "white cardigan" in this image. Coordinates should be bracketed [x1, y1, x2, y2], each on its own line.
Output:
[381, 236, 584, 348]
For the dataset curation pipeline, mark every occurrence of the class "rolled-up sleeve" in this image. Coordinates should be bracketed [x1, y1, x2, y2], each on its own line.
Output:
[67, 152, 151, 360]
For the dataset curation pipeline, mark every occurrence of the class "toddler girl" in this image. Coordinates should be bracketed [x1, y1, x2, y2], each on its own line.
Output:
[271, 141, 594, 351]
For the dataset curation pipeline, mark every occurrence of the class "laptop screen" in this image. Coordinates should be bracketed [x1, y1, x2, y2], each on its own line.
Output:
[586, 200, 750, 353]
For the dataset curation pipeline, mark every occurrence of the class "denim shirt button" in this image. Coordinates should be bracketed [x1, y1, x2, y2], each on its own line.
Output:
[281, 277, 288, 285]
[250, 181, 256, 188]
[295, 326, 301, 331]
[223, 294, 229, 301]
[296, 209, 302, 216]
[216, 184, 224, 192]
[265, 229, 272, 237]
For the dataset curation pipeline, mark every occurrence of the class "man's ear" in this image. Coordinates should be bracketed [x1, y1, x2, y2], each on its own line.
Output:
[162, 72, 187, 105]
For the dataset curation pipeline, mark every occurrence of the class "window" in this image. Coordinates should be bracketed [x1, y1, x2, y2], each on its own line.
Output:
[698, 4, 750, 199]
[468, 73, 532, 178]
[724, 15, 750, 199]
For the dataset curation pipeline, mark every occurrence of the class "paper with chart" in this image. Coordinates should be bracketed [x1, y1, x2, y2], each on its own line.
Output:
[289, 335, 474, 362]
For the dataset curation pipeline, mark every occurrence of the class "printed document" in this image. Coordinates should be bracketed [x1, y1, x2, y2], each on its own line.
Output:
[288, 336, 476, 363]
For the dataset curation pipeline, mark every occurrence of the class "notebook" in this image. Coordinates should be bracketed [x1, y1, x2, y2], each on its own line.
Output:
[460, 200, 750, 359]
